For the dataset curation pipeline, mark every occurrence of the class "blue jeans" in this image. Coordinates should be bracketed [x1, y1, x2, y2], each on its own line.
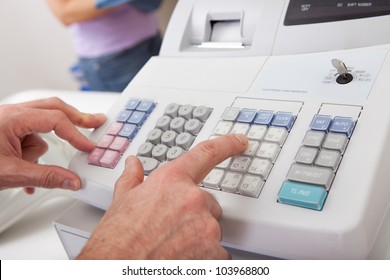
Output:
[78, 34, 161, 92]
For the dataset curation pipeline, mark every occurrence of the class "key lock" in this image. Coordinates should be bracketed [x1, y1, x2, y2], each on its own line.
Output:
[332, 58, 354, 84]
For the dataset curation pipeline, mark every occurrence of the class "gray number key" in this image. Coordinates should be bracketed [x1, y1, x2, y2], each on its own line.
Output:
[166, 146, 185, 161]
[156, 115, 172, 131]
[247, 125, 267, 141]
[164, 103, 180, 118]
[161, 130, 178, 147]
[175, 132, 195, 150]
[213, 121, 233, 135]
[256, 142, 280, 163]
[221, 172, 243, 193]
[138, 156, 160, 175]
[247, 158, 272, 179]
[229, 156, 251, 172]
[230, 123, 250, 135]
[137, 142, 155, 157]
[193, 106, 212, 121]
[216, 157, 232, 169]
[239, 175, 264, 198]
[170, 117, 186, 133]
[264, 127, 288, 146]
[152, 144, 169, 161]
[203, 168, 225, 189]
[147, 128, 163, 145]
[184, 118, 203, 135]
[178, 104, 194, 120]
[243, 140, 260, 156]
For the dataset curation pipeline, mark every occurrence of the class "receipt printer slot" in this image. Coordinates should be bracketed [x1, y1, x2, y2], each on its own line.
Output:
[210, 19, 241, 42]
[161, 0, 286, 56]
[196, 14, 245, 49]
[187, 0, 260, 50]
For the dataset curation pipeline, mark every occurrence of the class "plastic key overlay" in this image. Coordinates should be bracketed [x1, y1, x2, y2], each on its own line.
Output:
[87, 98, 355, 211]
[88, 98, 156, 168]
[278, 114, 356, 210]
[202, 107, 296, 198]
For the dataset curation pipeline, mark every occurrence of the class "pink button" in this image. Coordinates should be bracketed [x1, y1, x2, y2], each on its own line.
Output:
[88, 148, 105, 165]
[97, 134, 115, 148]
[109, 137, 130, 153]
[99, 150, 121, 168]
[106, 122, 124, 135]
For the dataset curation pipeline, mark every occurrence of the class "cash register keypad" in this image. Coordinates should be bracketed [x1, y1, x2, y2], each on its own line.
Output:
[202, 107, 296, 198]
[278, 115, 356, 211]
[87, 98, 156, 168]
[137, 103, 213, 175]
[87, 99, 355, 209]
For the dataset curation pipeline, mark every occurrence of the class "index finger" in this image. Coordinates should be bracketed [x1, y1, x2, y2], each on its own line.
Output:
[18, 97, 106, 129]
[170, 134, 248, 183]
[12, 107, 97, 152]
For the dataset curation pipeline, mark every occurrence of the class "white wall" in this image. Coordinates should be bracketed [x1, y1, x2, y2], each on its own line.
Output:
[0, 0, 178, 101]
[0, 0, 79, 100]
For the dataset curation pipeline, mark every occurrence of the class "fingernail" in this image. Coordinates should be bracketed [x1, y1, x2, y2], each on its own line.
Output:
[61, 179, 80, 191]
[94, 113, 107, 121]
[83, 113, 106, 124]
[234, 134, 247, 145]
[125, 156, 136, 168]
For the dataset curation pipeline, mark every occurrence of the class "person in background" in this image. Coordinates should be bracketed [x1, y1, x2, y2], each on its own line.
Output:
[46, 0, 162, 92]
[0, 97, 249, 259]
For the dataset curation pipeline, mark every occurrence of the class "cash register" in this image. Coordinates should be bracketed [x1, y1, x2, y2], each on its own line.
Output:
[54, 0, 390, 259]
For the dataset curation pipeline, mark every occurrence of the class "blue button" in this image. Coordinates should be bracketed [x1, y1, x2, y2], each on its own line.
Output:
[278, 181, 328, 211]
[254, 110, 274, 126]
[271, 112, 296, 131]
[127, 111, 147, 126]
[237, 109, 257, 123]
[137, 99, 156, 113]
[310, 115, 332, 132]
[117, 110, 133, 123]
[329, 117, 355, 138]
[126, 98, 141, 110]
[119, 124, 139, 140]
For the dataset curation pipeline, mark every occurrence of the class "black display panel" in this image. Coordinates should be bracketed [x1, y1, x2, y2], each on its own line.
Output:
[284, 0, 390, 25]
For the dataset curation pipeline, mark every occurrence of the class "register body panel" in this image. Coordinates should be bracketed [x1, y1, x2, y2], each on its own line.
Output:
[69, 44, 390, 259]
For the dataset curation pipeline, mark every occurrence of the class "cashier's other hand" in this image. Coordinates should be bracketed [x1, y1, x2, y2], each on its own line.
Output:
[77, 134, 248, 260]
[0, 97, 106, 192]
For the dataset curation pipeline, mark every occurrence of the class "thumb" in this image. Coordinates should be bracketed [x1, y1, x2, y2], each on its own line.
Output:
[8, 159, 82, 190]
[113, 156, 144, 199]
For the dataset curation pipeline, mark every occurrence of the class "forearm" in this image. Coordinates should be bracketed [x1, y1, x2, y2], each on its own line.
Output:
[45, 0, 115, 26]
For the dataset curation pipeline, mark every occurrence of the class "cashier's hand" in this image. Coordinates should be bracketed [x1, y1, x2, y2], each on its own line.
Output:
[77, 134, 248, 259]
[0, 97, 106, 192]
